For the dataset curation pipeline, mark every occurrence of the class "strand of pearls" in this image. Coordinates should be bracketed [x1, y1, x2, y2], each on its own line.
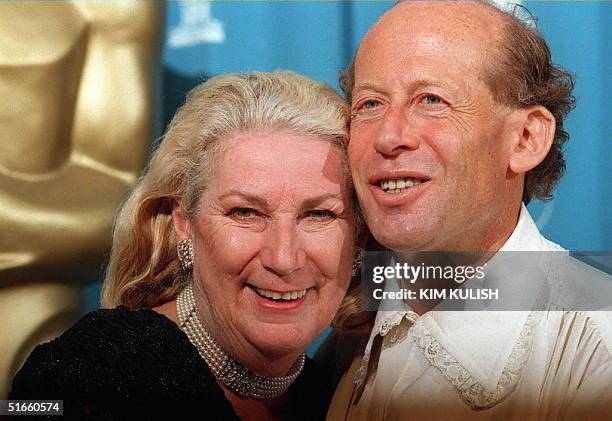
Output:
[176, 283, 305, 399]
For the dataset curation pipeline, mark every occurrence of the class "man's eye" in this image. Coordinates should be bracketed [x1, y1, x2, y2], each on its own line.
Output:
[229, 208, 256, 219]
[357, 99, 380, 110]
[423, 95, 443, 105]
[304, 210, 337, 221]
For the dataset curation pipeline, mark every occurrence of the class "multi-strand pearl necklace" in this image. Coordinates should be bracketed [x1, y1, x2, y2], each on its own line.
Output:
[176, 283, 305, 399]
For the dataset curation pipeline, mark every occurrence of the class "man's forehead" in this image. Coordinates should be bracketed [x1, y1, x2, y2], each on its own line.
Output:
[353, 0, 505, 89]
[386, 0, 503, 22]
[359, 0, 504, 57]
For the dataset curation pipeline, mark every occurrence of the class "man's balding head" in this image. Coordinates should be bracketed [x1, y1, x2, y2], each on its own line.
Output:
[345, 0, 574, 252]
[343, 0, 574, 205]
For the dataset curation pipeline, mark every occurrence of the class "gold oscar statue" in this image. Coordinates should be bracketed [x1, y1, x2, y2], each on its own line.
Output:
[0, 1, 165, 398]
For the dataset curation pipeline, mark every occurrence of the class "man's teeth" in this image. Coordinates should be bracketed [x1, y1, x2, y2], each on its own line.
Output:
[379, 177, 423, 193]
[253, 287, 307, 301]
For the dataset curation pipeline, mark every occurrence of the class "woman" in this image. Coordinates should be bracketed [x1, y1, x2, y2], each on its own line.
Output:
[10, 71, 361, 420]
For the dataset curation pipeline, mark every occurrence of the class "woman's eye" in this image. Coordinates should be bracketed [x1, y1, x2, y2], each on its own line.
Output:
[304, 210, 337, 221]
[229, 208, 256, 219]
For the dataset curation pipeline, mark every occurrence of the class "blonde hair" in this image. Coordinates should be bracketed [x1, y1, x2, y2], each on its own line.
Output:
[332, 280, 376, 335]
[101, 71, 350, 308]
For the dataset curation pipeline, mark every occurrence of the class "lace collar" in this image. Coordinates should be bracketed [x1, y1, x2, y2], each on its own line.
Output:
[353, 205, 561, 408]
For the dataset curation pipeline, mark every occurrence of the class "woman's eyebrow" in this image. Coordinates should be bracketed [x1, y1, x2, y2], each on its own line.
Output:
[301, 193, 344, 210]
[217, 190, 269, 209]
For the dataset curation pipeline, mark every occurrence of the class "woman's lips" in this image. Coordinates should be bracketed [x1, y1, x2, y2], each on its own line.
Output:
[247, 285, 309, 311]
[252, 286, 307, 300]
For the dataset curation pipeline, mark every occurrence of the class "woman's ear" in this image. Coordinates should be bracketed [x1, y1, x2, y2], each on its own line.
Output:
[171, 201, 192, 241]
[508, 105, 556, 174]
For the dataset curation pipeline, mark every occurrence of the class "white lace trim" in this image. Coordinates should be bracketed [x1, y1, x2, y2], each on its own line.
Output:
[353, 311, 418, 391]
[412, 311, 543, 410]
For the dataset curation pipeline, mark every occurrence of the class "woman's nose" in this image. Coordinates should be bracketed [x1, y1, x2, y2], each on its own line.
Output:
[259, 220, 305, 276]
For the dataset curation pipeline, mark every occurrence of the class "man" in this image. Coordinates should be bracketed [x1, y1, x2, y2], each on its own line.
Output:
[323, 1, 612, 419]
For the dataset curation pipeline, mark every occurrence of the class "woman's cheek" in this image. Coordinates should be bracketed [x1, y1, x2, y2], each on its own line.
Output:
[306, 229, 353, 279]
[204, 226, 261, 272]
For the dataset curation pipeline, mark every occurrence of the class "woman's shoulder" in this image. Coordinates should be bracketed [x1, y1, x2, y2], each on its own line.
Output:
[26, 306, 186, 362]
[9, 306, 209, 400]
[9, 306, 241, 418]
[289, 356, 334, 421]
[56, 305, 180, 346]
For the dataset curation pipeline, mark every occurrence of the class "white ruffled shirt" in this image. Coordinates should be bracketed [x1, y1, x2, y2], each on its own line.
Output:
[327, 205, 612, 420]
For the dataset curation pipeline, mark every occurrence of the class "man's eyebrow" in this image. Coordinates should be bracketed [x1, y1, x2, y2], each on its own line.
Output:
[217, 190, 269, 209]
[354, 76, 455, 94]
[353, 82, 384, 94]
[410, 76, 454, 90]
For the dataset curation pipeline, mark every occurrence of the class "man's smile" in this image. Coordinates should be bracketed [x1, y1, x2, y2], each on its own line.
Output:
[366, 171, 432, 201]
[377, 177, 426, 193]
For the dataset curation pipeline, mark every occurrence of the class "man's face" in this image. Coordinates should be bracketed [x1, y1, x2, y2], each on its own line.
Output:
[349, 2, 518, 252]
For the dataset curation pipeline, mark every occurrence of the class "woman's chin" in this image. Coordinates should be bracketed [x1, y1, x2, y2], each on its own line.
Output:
[248, 323, 312, 357]
[232, 285, 331, 362]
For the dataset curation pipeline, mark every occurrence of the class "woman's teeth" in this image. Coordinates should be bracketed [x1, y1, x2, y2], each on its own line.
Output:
[253, 287, 307, 301]
[379, 177, 423, 193]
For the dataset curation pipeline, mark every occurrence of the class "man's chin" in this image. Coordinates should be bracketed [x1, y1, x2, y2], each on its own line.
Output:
[374, 235, 424, 252]
[369, 219, 435, 252]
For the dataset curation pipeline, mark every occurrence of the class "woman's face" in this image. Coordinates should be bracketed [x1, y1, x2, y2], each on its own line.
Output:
[174, 130, 356, 362]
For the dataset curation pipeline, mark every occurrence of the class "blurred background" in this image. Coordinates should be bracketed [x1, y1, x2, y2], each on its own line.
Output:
[1, 0, 610, 398]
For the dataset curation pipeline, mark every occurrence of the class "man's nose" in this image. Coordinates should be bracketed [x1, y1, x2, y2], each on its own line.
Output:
[373, 106, 419, 156]
[259, 220, 305, 276]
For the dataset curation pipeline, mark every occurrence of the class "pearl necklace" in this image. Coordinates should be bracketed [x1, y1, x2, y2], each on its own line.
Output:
[176, 283, 305, 399]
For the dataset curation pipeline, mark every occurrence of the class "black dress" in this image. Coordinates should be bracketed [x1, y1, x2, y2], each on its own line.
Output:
[9, 306, 332, 420]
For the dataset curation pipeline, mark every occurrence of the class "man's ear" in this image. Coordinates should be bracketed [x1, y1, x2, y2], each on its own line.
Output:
[508, 105, 556, 174]
[171, 201, 192, 241]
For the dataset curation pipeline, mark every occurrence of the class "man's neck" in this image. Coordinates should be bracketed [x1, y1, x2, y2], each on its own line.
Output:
[395, 204, 524, 315]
